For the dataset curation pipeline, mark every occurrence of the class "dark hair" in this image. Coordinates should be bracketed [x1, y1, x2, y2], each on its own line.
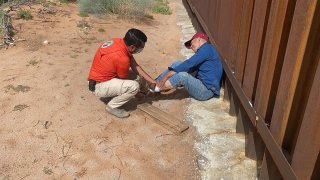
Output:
[124, 28, 147, 48]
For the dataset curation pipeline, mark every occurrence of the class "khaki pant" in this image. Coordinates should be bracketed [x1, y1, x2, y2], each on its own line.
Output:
[94, 78, 140, 109]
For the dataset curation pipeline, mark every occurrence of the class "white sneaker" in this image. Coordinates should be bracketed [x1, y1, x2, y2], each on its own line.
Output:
[149, 85, 160, 93]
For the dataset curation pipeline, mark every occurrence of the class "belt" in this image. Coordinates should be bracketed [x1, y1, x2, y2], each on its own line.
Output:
[88, 80, 102, 92]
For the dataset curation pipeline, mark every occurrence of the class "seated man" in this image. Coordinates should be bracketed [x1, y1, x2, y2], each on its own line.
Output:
[88, 28, 156, 118]
[154, 32, 223, 101]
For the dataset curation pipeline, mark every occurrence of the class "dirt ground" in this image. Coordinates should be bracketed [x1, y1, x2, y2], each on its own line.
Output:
[0, 1, 200, 179]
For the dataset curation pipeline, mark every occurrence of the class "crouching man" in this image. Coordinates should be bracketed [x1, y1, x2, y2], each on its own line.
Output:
[88, 28, 156, 118]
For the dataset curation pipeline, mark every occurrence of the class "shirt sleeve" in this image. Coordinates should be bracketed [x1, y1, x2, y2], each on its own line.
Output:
[172, 47, 208, 73]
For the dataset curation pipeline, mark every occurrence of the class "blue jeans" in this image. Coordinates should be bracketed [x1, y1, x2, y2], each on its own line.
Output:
[156, 60, 214, 101]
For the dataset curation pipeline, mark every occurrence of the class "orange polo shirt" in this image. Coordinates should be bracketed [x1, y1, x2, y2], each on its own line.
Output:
[88, 38, 132, 82]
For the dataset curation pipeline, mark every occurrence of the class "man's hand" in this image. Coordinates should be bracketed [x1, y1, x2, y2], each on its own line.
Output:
[156, 70, 175, 90]
[156, 78, 167, 90]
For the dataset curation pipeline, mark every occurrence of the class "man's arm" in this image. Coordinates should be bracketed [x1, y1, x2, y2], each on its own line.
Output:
[173, 48, 208, 73]
[130, 56, 156, 84]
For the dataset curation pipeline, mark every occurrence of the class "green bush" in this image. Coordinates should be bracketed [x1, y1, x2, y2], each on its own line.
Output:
[152, 0, 171, 15]
[43, 1, 57, 7]
[144, 14, 153, 19]
[98, 28, 105, 32]
[17, 9, 33, 20]
[79, 11, 89, 17]
[1, 0, 39, 6]
[0, 0, 8, 6]
[0, 9, 3, 18]
[0, 10, 3, 37]
[78, 0, 151, 18]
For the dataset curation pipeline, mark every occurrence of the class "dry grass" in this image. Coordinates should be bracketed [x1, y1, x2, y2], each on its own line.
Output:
[13, 104, 29, 111]
[5, 84, 31, 93]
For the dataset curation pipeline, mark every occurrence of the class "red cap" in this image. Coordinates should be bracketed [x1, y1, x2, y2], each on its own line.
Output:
[184, 32, 209, 49]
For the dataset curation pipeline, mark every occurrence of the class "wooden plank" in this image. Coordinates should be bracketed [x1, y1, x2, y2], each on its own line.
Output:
[137, 103, 189, 134]
[269, 0, 319, 145]
[256, 119, 298, 180]
[291, 46, 320, 180]
[242, 0, 271, 101]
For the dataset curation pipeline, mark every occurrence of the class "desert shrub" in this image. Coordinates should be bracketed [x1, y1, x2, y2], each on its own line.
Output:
[144, 13, 153, 19]
[98, 28, 105, 32]
[17, 9, 32, 20]
[0, 8, 15, 44]
[42, 1, 56, 7]
[78, 0, 151, 18]
[0, 9, 3, 37]
[0, 0, 9, 5]
[152, 0, 171, 15]
[78, 11, 88, 17]
[1, 0, 39, 6]
[77, 18, 90, 28]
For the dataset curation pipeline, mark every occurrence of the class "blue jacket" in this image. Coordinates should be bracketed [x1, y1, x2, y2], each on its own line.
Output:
[171, 43, 223, 96]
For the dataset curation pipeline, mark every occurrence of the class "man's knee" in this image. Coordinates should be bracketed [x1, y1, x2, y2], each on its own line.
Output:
[177, 72, 189, 78]
[175, 72, 190, 86]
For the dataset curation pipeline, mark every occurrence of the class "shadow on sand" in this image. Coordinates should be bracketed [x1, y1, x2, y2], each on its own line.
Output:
[99, 89, 190, 111]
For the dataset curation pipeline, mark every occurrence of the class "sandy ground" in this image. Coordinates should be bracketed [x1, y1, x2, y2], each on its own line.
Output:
[0, 1, 200, 179]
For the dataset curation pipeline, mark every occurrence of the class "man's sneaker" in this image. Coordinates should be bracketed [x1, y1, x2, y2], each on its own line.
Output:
[105, 106, 129, 118]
